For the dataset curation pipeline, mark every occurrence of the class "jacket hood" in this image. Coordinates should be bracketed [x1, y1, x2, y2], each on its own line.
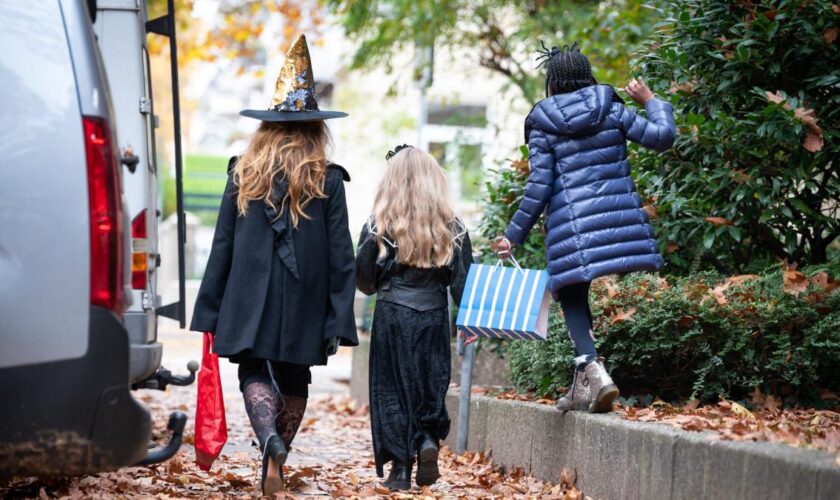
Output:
[525, 84, 619, 140]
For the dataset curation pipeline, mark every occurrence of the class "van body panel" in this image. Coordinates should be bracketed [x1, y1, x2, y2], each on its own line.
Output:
[94, 0, 161, 383]
[0, 0, 90, 368]
[0, 306, 151, 476]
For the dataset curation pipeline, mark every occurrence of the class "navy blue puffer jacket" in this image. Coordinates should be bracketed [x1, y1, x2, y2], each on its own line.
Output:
[504, 84, 676, 296]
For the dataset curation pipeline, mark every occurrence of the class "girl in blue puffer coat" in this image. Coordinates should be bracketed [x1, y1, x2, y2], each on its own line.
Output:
[494, 43, 676, 413]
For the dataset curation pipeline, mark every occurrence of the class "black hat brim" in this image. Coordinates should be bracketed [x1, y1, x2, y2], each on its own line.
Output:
[239, 109, 348, 122]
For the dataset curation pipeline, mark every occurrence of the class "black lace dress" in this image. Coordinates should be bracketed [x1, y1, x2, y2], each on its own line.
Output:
[355, 219, 473, 476]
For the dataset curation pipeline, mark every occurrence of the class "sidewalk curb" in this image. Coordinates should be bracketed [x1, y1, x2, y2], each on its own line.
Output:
[444, 391, 840, 500]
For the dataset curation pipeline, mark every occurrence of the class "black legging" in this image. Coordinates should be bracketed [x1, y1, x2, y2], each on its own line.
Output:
[555, 281, 597, 370]
[237, 357, 311, 450]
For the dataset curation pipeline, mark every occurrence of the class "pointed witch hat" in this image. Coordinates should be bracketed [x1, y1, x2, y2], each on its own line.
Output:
[240, 34, 348, 122]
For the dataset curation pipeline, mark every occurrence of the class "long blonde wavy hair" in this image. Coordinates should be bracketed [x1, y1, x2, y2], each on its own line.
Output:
[234, 121, 330, 227]
[372, 147, 456, 268]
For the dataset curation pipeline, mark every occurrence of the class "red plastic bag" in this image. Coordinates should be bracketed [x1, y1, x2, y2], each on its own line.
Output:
[194, 332, 227, 471]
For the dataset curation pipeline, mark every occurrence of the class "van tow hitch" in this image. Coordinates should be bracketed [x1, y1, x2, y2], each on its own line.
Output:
[133, 360, 198, 390]
[135, 411, 187, 466]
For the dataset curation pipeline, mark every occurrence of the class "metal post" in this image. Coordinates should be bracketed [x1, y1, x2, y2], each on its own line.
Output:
[166, 0, 186, 328]
[456, 337, 476, 454]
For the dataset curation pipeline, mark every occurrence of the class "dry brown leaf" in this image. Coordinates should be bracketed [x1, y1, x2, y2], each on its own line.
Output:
[560, 467, 577, 489]
[684, 400, 700, 410]
[668, 80, 695, 94]
[665, 242, 679, 254]
[609, 307, 637, 324]
[711, 282, 731, 305]
[731, 169, 752, 184]
[725, 274, 760, 286]
[804, 131, 824, 152]
[765, 90, 785, 104]
[511, 158, 530, 174]
[643, 204, 659, 219]
[833, 4, 840, 14]
[730, 401, 756, 420]
[705, 216, 733, 226]
[810, 271, 839, 293]
[824, 26, 839, 43]
[783, 267, 809, 296]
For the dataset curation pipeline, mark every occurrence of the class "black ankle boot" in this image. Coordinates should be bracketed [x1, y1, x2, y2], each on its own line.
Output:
[383, 462, 412, 491]
[260, 434, 288, 496]
[415, 433, 440, 487]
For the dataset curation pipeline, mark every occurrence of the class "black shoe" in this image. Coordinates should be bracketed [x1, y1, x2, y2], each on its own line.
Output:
[260, 434, 288, 496]
[383, 462, 412, 491]
[415, 434, 440, 487]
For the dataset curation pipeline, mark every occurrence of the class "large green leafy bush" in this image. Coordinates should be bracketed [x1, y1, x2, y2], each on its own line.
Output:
[632, 0, 840, 274]
[508, 264, 840, 402]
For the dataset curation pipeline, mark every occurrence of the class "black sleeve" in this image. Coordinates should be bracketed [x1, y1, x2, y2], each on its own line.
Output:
[449, 230, 473, 306]
[355, 221, 380, 296]
[323, 173, 359, 347]
[190, 173, 237, 333]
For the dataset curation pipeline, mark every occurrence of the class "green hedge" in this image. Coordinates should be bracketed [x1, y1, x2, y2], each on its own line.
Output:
[507, 264, 840, 403]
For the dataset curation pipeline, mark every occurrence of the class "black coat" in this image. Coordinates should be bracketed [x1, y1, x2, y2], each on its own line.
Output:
[190, 158, 358, 366]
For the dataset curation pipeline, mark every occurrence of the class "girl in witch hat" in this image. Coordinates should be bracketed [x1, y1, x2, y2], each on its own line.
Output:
[191, 34, 357, 496]
[356, 146, 473, 490]
[493, 42, 676, 413]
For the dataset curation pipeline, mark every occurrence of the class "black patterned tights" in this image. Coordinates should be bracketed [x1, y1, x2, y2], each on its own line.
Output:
[243, 381, 308, 450]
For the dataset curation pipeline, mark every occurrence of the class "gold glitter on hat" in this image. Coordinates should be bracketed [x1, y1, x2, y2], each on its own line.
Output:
[270, 34, 318, 112]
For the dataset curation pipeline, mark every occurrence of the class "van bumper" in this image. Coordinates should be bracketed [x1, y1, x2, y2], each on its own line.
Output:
[123, 310, 162, 384]
[0, 307, 152, 478]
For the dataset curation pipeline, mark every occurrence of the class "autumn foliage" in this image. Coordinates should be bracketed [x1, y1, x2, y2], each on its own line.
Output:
[632, 0, 840, 273]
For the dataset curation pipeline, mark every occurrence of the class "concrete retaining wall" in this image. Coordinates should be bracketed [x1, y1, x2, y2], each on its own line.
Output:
[444, 392, 840, 500]
[350, 336, 512, 406]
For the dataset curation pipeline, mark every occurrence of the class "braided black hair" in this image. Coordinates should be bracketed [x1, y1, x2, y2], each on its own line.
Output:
[536, 41, 597, 97]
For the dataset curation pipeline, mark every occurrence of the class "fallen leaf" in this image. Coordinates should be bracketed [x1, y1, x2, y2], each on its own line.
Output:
[783, 267, 809, 296]
[643, 204, 659, 219]
[833, 4, 840, 14]
[711, 282, 731, 305]
[730, 401, 756, 420]
[725, 275, 760, 286]
[668, 80, 694, 94]
[765, 90, 785, 104]
[511, 158, 530, 174]
[732, 169, 752, 184]
[705, 216, 733, 226]
[810, 272, 839, 293]
[665, 242, 679, 254]
[560, 468, 577, 489]
[609, 307, 637, 324]
[804, 131, 824, 152]
[824, 26, 839, 44]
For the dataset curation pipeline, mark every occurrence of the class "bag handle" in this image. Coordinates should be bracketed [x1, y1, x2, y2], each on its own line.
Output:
[495, 254, 525, 275]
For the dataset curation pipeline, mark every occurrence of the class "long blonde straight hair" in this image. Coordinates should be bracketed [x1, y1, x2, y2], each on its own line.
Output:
[234, 121, 330, 227]
[372, 147, 456, 267]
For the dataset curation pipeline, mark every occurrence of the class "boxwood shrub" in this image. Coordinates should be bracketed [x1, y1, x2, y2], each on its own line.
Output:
[507, 264, 840, 403]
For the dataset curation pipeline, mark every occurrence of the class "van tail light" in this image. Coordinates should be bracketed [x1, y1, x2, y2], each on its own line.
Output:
[131, 209, 148, 289]
[84, 116, 126, 313]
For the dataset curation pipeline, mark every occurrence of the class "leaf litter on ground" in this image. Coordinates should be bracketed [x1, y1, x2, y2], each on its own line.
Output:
[472, 385, 839, 462]
[2, 386, 588, 499]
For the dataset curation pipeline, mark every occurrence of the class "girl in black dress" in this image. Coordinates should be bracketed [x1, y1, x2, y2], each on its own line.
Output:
[191, 35, 357, 496]
[356, 145, 473, 490]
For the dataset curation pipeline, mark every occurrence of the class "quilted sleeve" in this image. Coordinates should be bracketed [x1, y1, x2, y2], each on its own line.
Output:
[504, 128, 555, 246]
[615, 98, 677, 152]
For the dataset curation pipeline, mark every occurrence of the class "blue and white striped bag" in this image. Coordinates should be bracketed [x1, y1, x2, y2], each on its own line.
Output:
[455, 258, 550, 341]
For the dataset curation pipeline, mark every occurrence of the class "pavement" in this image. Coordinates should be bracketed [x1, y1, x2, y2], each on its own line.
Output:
[155, 320, 356, 460]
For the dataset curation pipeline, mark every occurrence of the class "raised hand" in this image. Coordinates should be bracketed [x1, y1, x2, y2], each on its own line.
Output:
[626, 77, 655, 106]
